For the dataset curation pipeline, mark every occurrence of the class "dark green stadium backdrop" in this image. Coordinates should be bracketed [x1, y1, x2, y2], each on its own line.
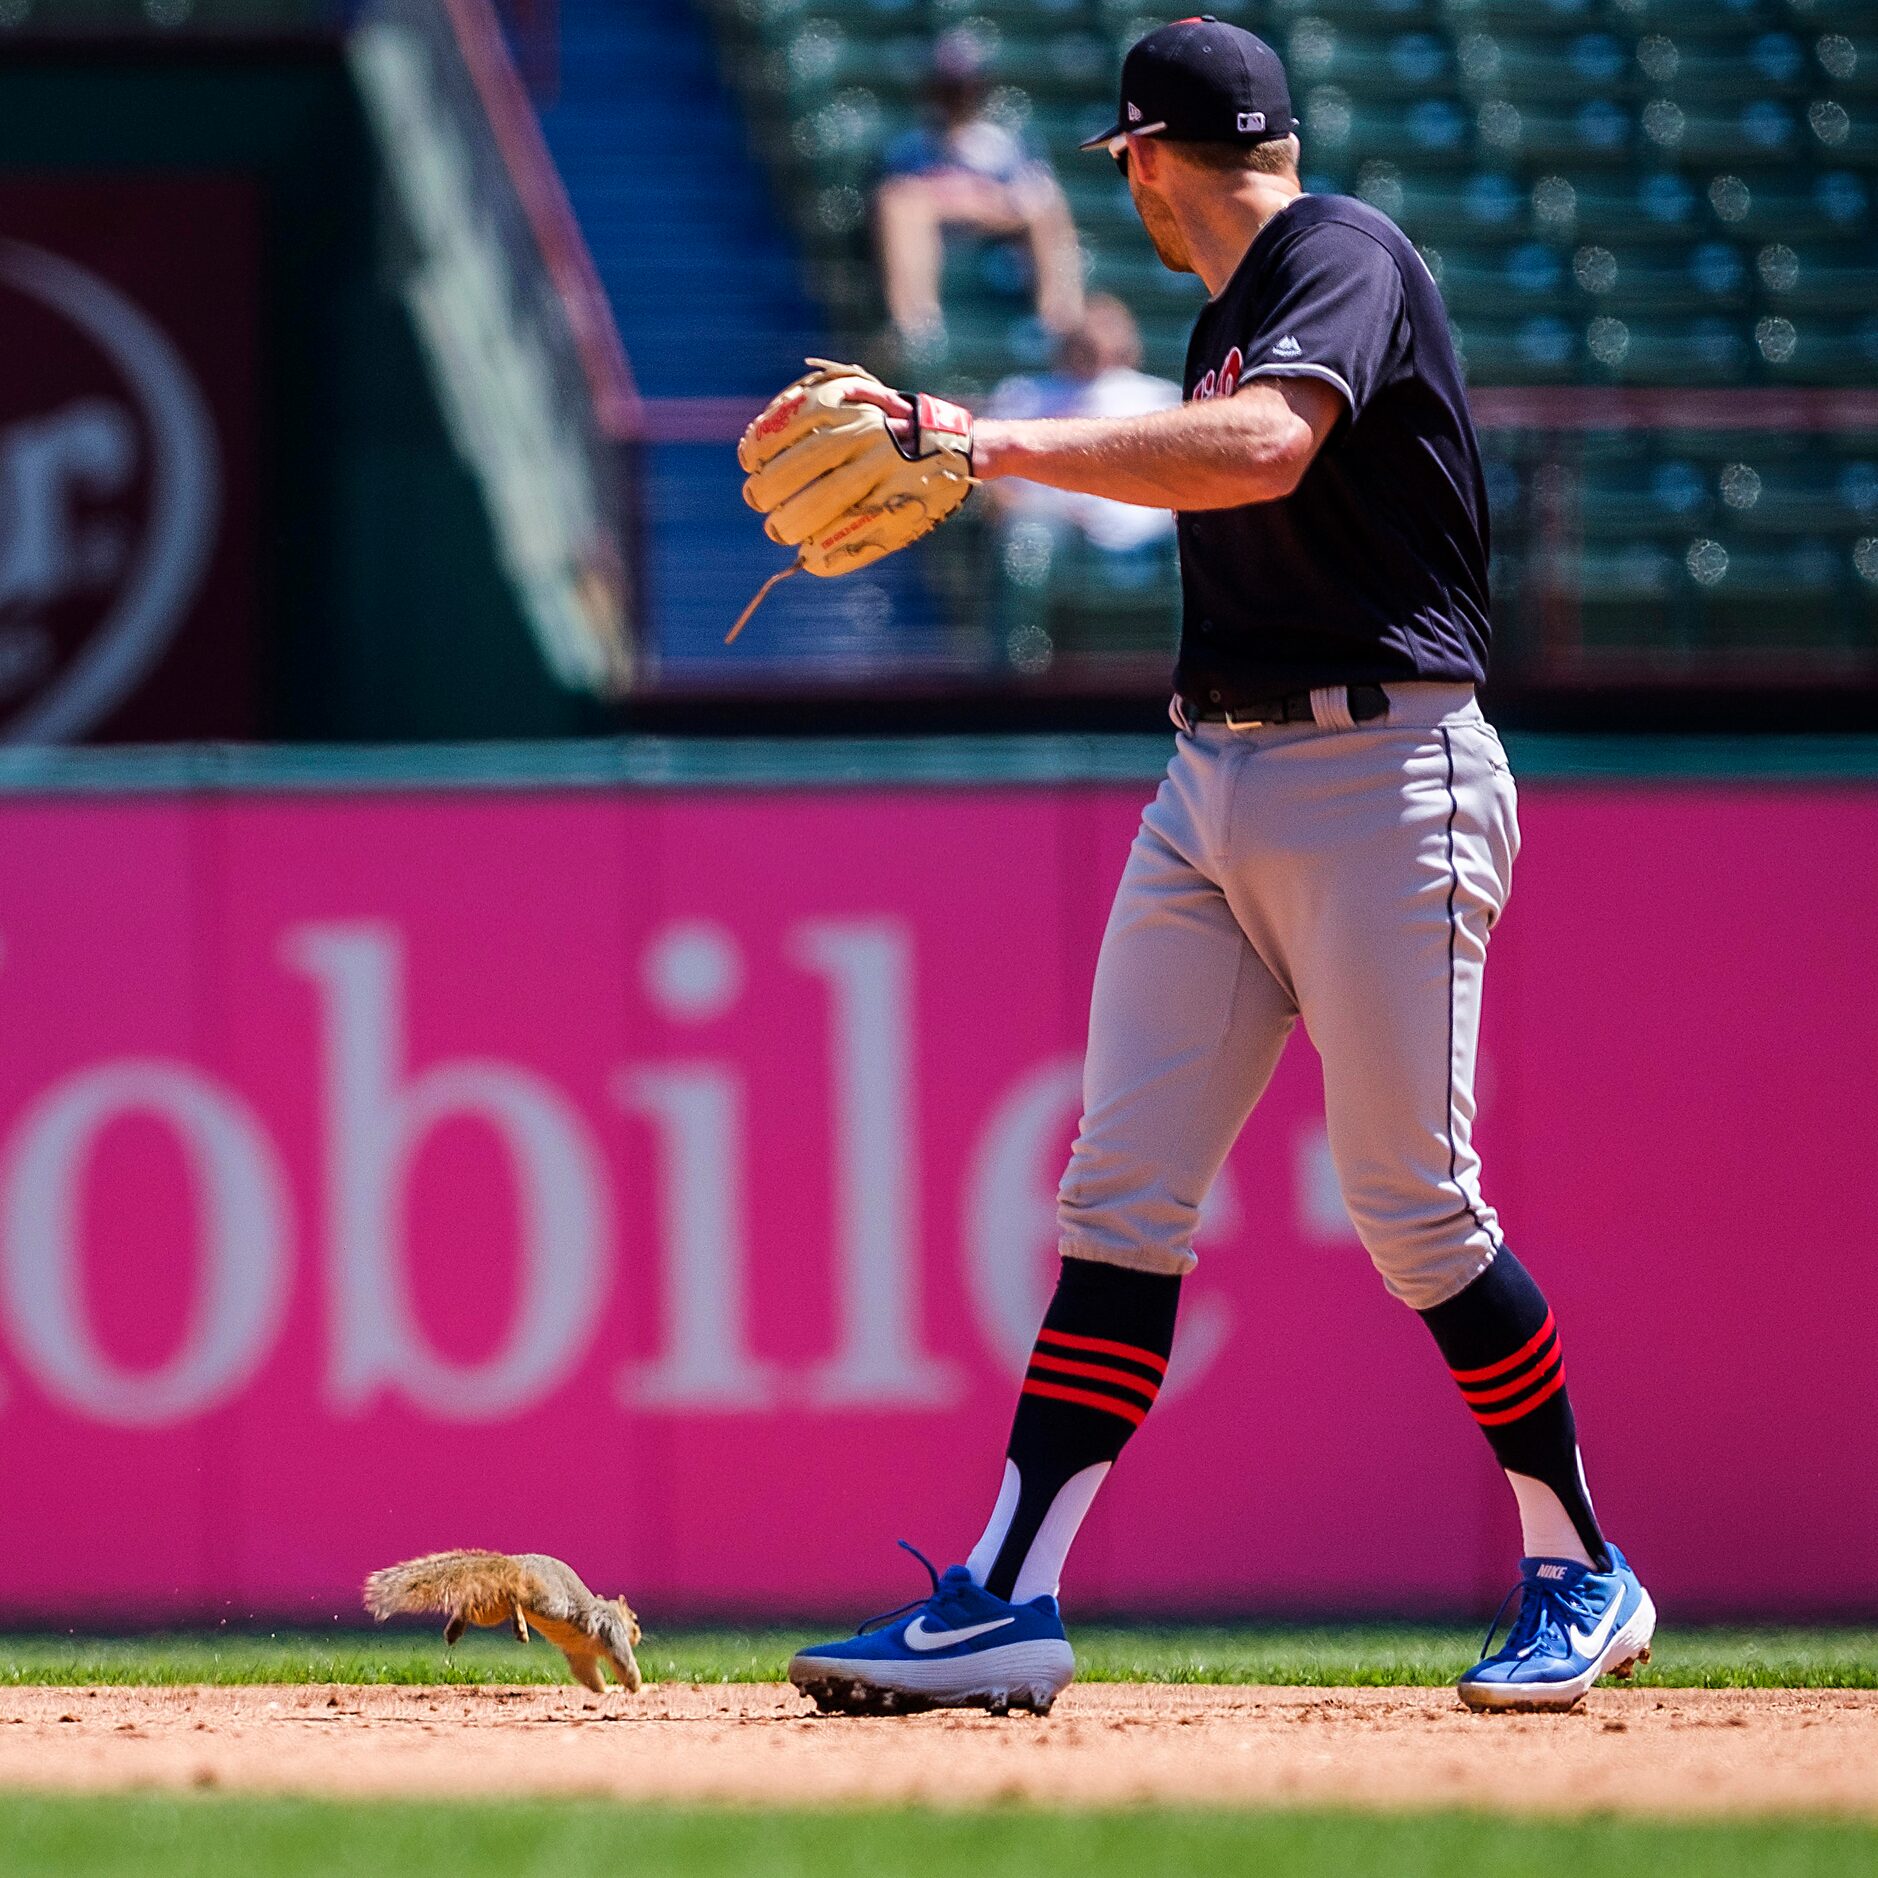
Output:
[0, 43, 609, 742]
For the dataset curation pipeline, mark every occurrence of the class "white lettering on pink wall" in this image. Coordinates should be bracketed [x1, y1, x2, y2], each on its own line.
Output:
[622, 1064, 770, 1410]
[0, 785, 1870, 1617]
[791, 921, 958, 1408]
[285, 923, 609, 1420]
[2, 1060, 289, 1424]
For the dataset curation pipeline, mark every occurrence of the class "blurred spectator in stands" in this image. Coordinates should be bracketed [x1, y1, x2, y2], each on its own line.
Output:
[874, 28, 1084, 367]
[982, 295, 1181, 671]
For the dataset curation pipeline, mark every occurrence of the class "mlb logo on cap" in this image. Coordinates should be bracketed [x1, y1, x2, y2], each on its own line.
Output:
[1081, 16, 1298, 154]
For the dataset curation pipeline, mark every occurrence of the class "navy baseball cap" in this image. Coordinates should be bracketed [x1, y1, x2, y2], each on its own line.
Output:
[1080, 17, 1298, 153]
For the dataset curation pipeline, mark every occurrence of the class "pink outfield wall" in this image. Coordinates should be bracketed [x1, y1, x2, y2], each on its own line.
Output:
[0, 782, 1873, 1623]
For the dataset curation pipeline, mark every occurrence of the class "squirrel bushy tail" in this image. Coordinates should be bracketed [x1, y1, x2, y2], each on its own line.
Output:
[364, 1549, 533, 1640]
[363, 1549, 642, 1693]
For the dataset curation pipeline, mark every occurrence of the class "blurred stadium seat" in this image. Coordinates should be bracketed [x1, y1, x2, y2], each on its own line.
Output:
[683, 0, 1878, 689]
[515, 0, 962, 677]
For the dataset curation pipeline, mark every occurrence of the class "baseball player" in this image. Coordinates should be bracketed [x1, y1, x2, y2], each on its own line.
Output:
[746, 19, 1655, 1716]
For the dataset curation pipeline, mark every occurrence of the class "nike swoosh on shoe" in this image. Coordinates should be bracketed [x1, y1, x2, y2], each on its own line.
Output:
[1566, 1599, 1623, 1661]
[903, 1615, 1017, 1652]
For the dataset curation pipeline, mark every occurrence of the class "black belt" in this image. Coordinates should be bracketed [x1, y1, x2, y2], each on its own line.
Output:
[1179, 683, 1389, 728]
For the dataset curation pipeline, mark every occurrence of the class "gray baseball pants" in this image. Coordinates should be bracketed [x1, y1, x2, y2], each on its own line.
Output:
[1057, 682, 1519, 1311]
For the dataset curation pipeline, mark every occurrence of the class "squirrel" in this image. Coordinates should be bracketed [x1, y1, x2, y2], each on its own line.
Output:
[364, 1550, 642, 1694]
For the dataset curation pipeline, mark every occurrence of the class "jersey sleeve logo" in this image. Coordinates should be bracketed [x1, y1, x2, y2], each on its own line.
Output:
[1192, 345, 1244, 402]
[1271, 335, 1302, 358]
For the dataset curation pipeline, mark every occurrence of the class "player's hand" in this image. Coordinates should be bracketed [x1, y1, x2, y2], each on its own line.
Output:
[845, 377, 1010, 483]
[840, 380, 915, 445]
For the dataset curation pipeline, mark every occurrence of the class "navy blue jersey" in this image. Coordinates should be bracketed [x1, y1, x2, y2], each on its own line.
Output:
[1175, 194, 1491, 700]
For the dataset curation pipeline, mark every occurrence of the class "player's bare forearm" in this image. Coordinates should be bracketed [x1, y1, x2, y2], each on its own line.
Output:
[972, 378, 1342, 510]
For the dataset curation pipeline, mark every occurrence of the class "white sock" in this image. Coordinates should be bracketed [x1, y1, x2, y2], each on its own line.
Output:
[964, 1461, 1021, 1586]
[1507, 1461, 1596, 1566]
[965, 1458, 1111, 1603]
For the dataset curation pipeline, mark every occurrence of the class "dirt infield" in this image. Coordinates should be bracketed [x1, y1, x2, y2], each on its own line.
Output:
[2, 1684, 1874, 1818]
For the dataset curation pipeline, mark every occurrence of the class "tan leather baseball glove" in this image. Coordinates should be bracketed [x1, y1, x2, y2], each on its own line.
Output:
[729, 360, 975, 639]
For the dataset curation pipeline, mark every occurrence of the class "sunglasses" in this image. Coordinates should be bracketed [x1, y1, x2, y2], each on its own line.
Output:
[1102, 121, 1167, 176]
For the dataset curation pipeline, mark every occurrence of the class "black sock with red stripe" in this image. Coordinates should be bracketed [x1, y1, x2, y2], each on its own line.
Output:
[1418, 1248, 1610, 1570]
[975, 1256, 1180, 1603]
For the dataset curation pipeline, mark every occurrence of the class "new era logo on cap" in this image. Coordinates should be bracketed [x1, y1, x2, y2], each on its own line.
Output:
[1127, 101, 1143, 122]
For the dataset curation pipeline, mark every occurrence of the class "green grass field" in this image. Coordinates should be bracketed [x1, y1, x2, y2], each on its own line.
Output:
[3, 1795, 1875, 1878]
[5, 1629, 1874, 1876]
[3, 1622, 1874, 1689]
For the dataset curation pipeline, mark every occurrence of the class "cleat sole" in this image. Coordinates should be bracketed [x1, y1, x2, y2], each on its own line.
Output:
[794, 1674, 1060, 1719]
[1611, 1643, 1652, 1682]
[800, 1676, 939, 1718]
[788, 1639, 1074, 1720]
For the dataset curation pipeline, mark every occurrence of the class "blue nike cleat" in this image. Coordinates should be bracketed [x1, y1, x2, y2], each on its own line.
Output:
[1457, 1545, 1657, 1713]
[788, 1543, 1075, 1716]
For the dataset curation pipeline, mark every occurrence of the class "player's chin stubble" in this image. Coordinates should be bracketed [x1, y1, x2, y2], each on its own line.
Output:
[1130, 178, 1194, 275]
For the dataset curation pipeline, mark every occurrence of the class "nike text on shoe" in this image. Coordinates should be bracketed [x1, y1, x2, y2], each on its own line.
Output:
[788, 1542, 1075, 1717]
[1457, 1546, 1656, 1714]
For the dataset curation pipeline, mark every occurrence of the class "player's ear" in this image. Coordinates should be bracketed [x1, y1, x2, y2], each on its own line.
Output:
[1131, 135, 1167, 186]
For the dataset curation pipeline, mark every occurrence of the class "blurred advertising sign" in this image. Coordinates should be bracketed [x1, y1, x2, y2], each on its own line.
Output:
[0, 179, 258, 742]
[0, 782, 1872, 1620]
